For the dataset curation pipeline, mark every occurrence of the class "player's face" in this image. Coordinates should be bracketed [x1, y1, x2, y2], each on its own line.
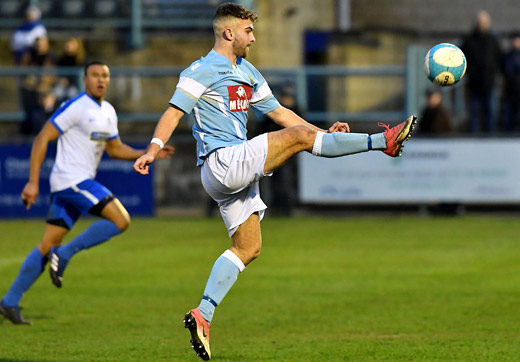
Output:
[232, 19, 255, 58]
[84, 64, 110, 101]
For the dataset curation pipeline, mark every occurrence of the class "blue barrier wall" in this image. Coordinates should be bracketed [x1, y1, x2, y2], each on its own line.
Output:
[0, 144, 154, 218]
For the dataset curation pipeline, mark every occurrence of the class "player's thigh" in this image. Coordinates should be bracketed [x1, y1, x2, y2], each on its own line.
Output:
[264, 125, 316, 174]
[100, 198, 130, 231]
[203, 136, 269, 193]
[38, 223, 69, 254]
[230, 212, 262, 265]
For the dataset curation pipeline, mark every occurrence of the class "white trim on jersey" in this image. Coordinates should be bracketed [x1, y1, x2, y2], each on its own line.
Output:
[193, 106, 207, 154]
[177, 76, 207, 99]
[203, 87, 229, 116]
[250, 82, 272, 104]
[232, 119, 244, 139]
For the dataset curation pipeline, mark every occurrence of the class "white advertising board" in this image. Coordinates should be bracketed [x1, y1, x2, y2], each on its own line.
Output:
[299, 139, 520, 204]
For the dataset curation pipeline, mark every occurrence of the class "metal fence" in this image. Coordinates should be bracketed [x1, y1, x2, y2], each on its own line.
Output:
[0, 64, 416, 123]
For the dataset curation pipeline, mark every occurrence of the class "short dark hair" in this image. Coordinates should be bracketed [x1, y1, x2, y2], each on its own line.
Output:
[214, 2, 258, 23]
[84, 61, 107, 75]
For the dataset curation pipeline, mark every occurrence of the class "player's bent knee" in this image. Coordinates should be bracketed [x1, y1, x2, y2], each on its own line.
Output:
[116, 215, 131, 232]
[288, 125, 317, 150]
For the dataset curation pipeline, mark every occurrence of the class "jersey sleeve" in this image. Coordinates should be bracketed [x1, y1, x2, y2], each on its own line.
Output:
[249, 68, 280, 117]
[49, 99, 79, 134]
[169, 61, 213, 114]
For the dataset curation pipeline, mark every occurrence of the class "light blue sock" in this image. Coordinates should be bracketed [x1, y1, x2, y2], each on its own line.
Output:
[312, 131, 386, 157]
[198, 250, 245, 323]
[57, 219, 122, 261]
[2, 248, 47, 307]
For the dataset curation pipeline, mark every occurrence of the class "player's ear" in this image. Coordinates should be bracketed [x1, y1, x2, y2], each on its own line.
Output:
[223, 27, 233, 41]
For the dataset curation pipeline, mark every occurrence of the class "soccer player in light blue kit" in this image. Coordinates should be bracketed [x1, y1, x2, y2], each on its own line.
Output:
[134, 3, 416, 360]
[0, 61, 173, 325]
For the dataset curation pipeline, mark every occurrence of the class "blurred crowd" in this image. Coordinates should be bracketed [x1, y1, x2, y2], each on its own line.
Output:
[419, 10, 520, 137]
[11, 5, 85, 135]
[7, 6, 520, 137]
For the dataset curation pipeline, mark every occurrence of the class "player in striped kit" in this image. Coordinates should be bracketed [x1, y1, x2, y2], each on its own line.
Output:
[133, 3, 415, 360]
[0, 61, 173, 325]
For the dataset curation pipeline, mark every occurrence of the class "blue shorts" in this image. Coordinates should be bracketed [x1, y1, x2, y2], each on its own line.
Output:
[47, 179, 114, 230]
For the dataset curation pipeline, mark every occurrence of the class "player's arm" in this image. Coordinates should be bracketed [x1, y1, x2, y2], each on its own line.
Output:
[21, 121, 60, 210]
[265, 105, 350, 133]
[133, 105, 184, 175]
[105, 137, 174, 161]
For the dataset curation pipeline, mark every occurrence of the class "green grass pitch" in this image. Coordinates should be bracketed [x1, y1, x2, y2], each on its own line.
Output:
[1, 216, 520, 361]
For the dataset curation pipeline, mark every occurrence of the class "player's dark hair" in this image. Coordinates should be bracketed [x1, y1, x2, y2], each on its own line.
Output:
[84, 61, 107, 75]
[214, 2, 258, 23]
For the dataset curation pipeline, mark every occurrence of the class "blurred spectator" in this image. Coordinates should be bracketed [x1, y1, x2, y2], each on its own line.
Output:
[58, 37, 86, 67]
[10, 6, 47, 64]
[21, 36, 55, 68]
[503, 33, 520, 133]
[54, 37, 86, 103]
[258, 85, 301, 216]
[19, 36, 56, 136]
[418, 89, 453, 135]
[20, 90, 58, 135]
[461, 10, 503, 135]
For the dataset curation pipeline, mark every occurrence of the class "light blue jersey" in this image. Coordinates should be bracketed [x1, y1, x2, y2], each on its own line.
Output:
[170, 50, 280, 166]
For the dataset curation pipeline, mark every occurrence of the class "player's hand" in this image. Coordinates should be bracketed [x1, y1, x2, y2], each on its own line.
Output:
[21, 182, 39, 210]
[328, 121, 350, 133]
[134, 154, 155, 175]
[155, 145, 175, 160]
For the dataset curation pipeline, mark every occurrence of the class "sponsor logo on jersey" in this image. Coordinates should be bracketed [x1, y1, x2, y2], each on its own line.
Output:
[219, 71, 233, 75]
[90, 132, 111, 141]
[227, 85, 252, 112]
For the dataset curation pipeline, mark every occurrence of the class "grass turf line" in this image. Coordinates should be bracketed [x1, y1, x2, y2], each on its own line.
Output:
[0, 217, 519, 361]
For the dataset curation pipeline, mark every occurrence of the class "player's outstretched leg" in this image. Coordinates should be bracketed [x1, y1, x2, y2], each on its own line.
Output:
[380, 115, 417, 157]
[0, 300, 30, 325]
[308, 115, 417, 159]
[184, 308, 211, 361]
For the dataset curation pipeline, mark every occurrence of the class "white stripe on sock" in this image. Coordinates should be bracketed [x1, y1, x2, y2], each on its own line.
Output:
[222, 250, 246, 272]
[312, 131, 325, 156]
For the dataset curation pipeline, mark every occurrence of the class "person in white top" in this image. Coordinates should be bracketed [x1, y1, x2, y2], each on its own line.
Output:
[0, 61, 173, 325]
[11, 5, 47, 64]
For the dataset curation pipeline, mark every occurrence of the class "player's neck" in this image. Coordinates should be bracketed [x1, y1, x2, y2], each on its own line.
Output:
[213, 45, 238, 66]
[85, 91, 103, 104]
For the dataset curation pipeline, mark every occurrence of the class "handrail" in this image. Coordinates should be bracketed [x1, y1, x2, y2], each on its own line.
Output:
[0, 65, 408, 123]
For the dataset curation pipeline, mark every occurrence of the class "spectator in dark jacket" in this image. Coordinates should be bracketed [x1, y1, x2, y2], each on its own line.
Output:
[461, 10, 503, 134]
[503, 34, 520, 133]
[418, 89, 453, 135]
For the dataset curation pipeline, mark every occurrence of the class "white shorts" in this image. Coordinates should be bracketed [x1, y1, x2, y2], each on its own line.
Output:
[201, 134, 271, 237]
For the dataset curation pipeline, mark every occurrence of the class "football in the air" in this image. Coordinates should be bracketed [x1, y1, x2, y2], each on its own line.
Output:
[424, 43, 467, 87]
